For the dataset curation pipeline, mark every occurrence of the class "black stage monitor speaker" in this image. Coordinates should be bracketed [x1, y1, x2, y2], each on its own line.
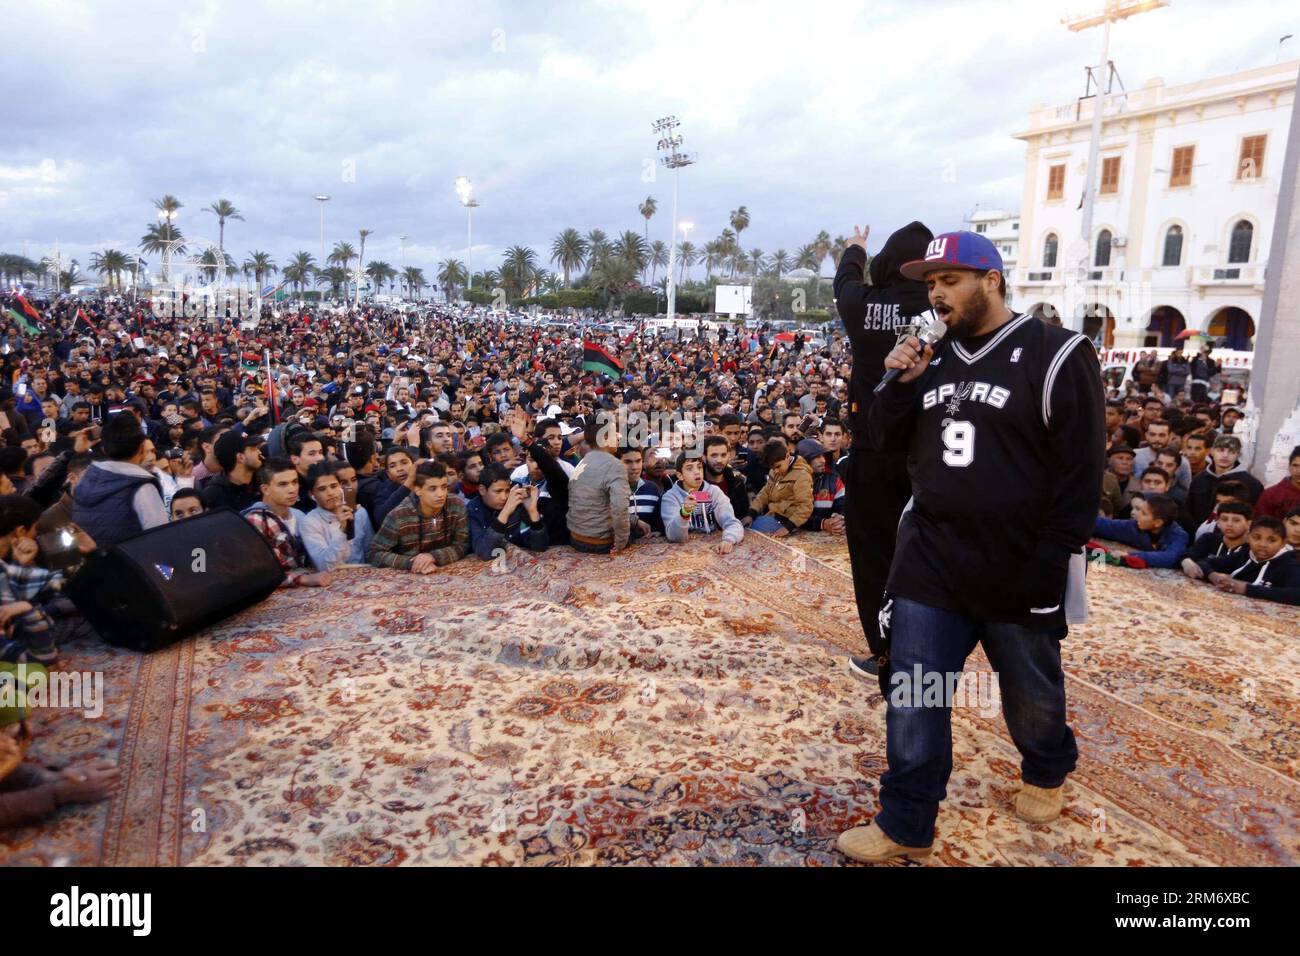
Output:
[65, 507, 286, 651]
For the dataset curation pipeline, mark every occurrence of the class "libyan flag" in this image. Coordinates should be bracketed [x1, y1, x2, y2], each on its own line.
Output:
[582, 340, 622, 378]
[4, 307, 41, 336]
[240, 351, 262, 375]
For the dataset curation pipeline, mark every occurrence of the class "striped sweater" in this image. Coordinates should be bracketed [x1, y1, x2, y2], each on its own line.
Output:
[368, 494, 469, 570]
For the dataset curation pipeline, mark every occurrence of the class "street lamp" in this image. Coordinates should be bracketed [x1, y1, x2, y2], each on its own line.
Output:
[455, 176, 480, 292]
[1064, 1, 1168, 276]
[314, 195, 331, 267]
[654, 116, 697, 321]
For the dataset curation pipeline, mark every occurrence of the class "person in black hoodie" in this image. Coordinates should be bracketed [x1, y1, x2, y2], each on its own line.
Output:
[833, 221, 934, 681]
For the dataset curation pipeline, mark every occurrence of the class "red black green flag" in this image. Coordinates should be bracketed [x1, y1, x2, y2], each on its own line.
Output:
[14, 294, 42, 323]
[581, 340, 622, 379]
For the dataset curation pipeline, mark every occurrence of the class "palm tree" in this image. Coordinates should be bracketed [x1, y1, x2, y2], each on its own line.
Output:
[205, 199, 244, 253]
[472, 269, 501, 291]
[794, 243, 820, 272]
[612, 230, 648, 277]
[647, 240, 669, 286]
[703, 240, 723, 280]
[153, 195, 183, 243]
[437, 260, 466, 301]
[638, 197, 657, 277]
[550, 228, 589, 288]
[315, 266, 347, 298]
[283, 252, 316, 297]
[499, 246, 539, 300]
[242, 252, 277, 290]
[729, 206, 750, 272]
[748, 248, 766, 279]
[90, 249, 134, 292]
[677, 240, 697, 284]
[365, 260, 396, 295]
[715, 228, 737, 277]
[588, 255, 636, 308]
[140, 222, 185, 256]
[60, 261, 82, 291]
[403, 265, 427, 300]
[584, 229, 609, 267]
[811, 230, 833, 274]
[770, 249, 791, 279]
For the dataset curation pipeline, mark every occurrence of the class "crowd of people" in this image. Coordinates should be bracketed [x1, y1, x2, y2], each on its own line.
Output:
[1, 267, 1296, 830]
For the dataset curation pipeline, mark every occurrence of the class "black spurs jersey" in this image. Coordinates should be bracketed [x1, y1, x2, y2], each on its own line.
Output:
[869, 313, 1107, 628]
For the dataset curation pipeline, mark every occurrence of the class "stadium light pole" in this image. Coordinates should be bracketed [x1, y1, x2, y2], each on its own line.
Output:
[655, 116, 696, 321]
[455, 177, 480, 291]
[678, 220, 694, 284]
[314, 195, 331, 267]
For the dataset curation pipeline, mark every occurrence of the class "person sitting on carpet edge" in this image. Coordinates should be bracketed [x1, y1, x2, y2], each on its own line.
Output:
[368, 460, 468, 573]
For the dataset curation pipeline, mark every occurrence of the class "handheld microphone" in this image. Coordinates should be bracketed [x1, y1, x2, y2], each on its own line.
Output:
[874, 311, 947, 394]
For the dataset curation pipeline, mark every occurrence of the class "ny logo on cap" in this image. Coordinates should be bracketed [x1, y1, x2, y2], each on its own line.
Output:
[925, 238, 949, 261]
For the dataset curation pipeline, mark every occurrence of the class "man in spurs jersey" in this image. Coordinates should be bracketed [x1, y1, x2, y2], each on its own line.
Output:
[837, 231, 1106, 863]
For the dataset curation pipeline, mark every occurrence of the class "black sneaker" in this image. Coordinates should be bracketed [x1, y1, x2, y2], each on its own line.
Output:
[848, 655, 879, 680]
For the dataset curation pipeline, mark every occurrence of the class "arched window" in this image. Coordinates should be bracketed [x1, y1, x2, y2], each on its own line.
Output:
[1161, 225, 1183, 267]
[1042, 233, 1058, 268]
[1094, 229, 1112, 267]
[1228, 220, 1253, 264]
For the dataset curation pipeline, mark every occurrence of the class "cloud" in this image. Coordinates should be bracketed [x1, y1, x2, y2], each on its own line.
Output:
[0, 0, 1291, 278]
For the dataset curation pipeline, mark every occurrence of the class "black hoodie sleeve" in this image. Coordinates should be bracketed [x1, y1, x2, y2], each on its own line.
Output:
[1036, 335, 1107, 559]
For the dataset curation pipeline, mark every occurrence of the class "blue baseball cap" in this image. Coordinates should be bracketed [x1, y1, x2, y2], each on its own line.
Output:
[900, 231, 1004, 281]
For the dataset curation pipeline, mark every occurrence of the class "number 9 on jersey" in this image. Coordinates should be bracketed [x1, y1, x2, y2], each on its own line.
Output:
[942, 420, 975, 467]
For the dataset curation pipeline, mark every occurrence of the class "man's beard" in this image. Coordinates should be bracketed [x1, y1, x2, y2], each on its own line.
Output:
[703, 460, 725, 479]
[943, 285, 991, 339]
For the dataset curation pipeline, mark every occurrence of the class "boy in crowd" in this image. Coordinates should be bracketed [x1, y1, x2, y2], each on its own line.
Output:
[1138, 466, 1174, 497]
[1187, 479, 1251, 541]
[798, 439, 846, 534]
[1180, 500, 1252, 567]
[467, 463, 550, 560]
[1133, 419, 1191, 499]
[661, 452, 744, 554]
[0, 495, 79, 664]
[1255, 448, 1300, 520]
[1184, 517, 1300, 605]
[70, 413, 168, 549]
[300, 461, 374, 570]
[1093, 494, 1189, 568]
[1181, 431, 1213, 480]
[1184, 435, 1264, 533]
[1155, 450, 1185, 502]
[751, 438, 814, 538]
[1286, 506, 1300, 550]
[621, 447, 664, 537]
[200, 430, 263, 513]
[243, 457, 332, 588]
[0, 723, 120, 828]
[701, 435, 751, 527]
[368, 460, 468, 573]
[169, 488, 205, 521]
[370, 445, 418, 529]
[567, 417, 640, 555]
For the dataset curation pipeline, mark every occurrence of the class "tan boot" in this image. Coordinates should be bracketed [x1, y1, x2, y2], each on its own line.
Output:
[1015, 783, 1066, 823]
[837, 822, 933, 863]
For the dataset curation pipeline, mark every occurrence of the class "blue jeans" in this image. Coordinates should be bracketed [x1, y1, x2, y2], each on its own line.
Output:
[874, 597, 1078, 847]
[751, 514, 786, 534]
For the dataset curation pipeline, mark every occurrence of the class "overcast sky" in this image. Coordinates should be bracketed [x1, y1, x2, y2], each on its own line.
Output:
[2, 0, 1295, 280]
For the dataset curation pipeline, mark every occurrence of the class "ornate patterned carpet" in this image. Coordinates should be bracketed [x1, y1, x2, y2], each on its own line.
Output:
[3, 531, 1297, 866]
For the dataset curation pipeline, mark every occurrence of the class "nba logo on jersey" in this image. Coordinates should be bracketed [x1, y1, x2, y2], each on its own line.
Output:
[1011, 347, 1023, 363]
[925, 238, 949, 261]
